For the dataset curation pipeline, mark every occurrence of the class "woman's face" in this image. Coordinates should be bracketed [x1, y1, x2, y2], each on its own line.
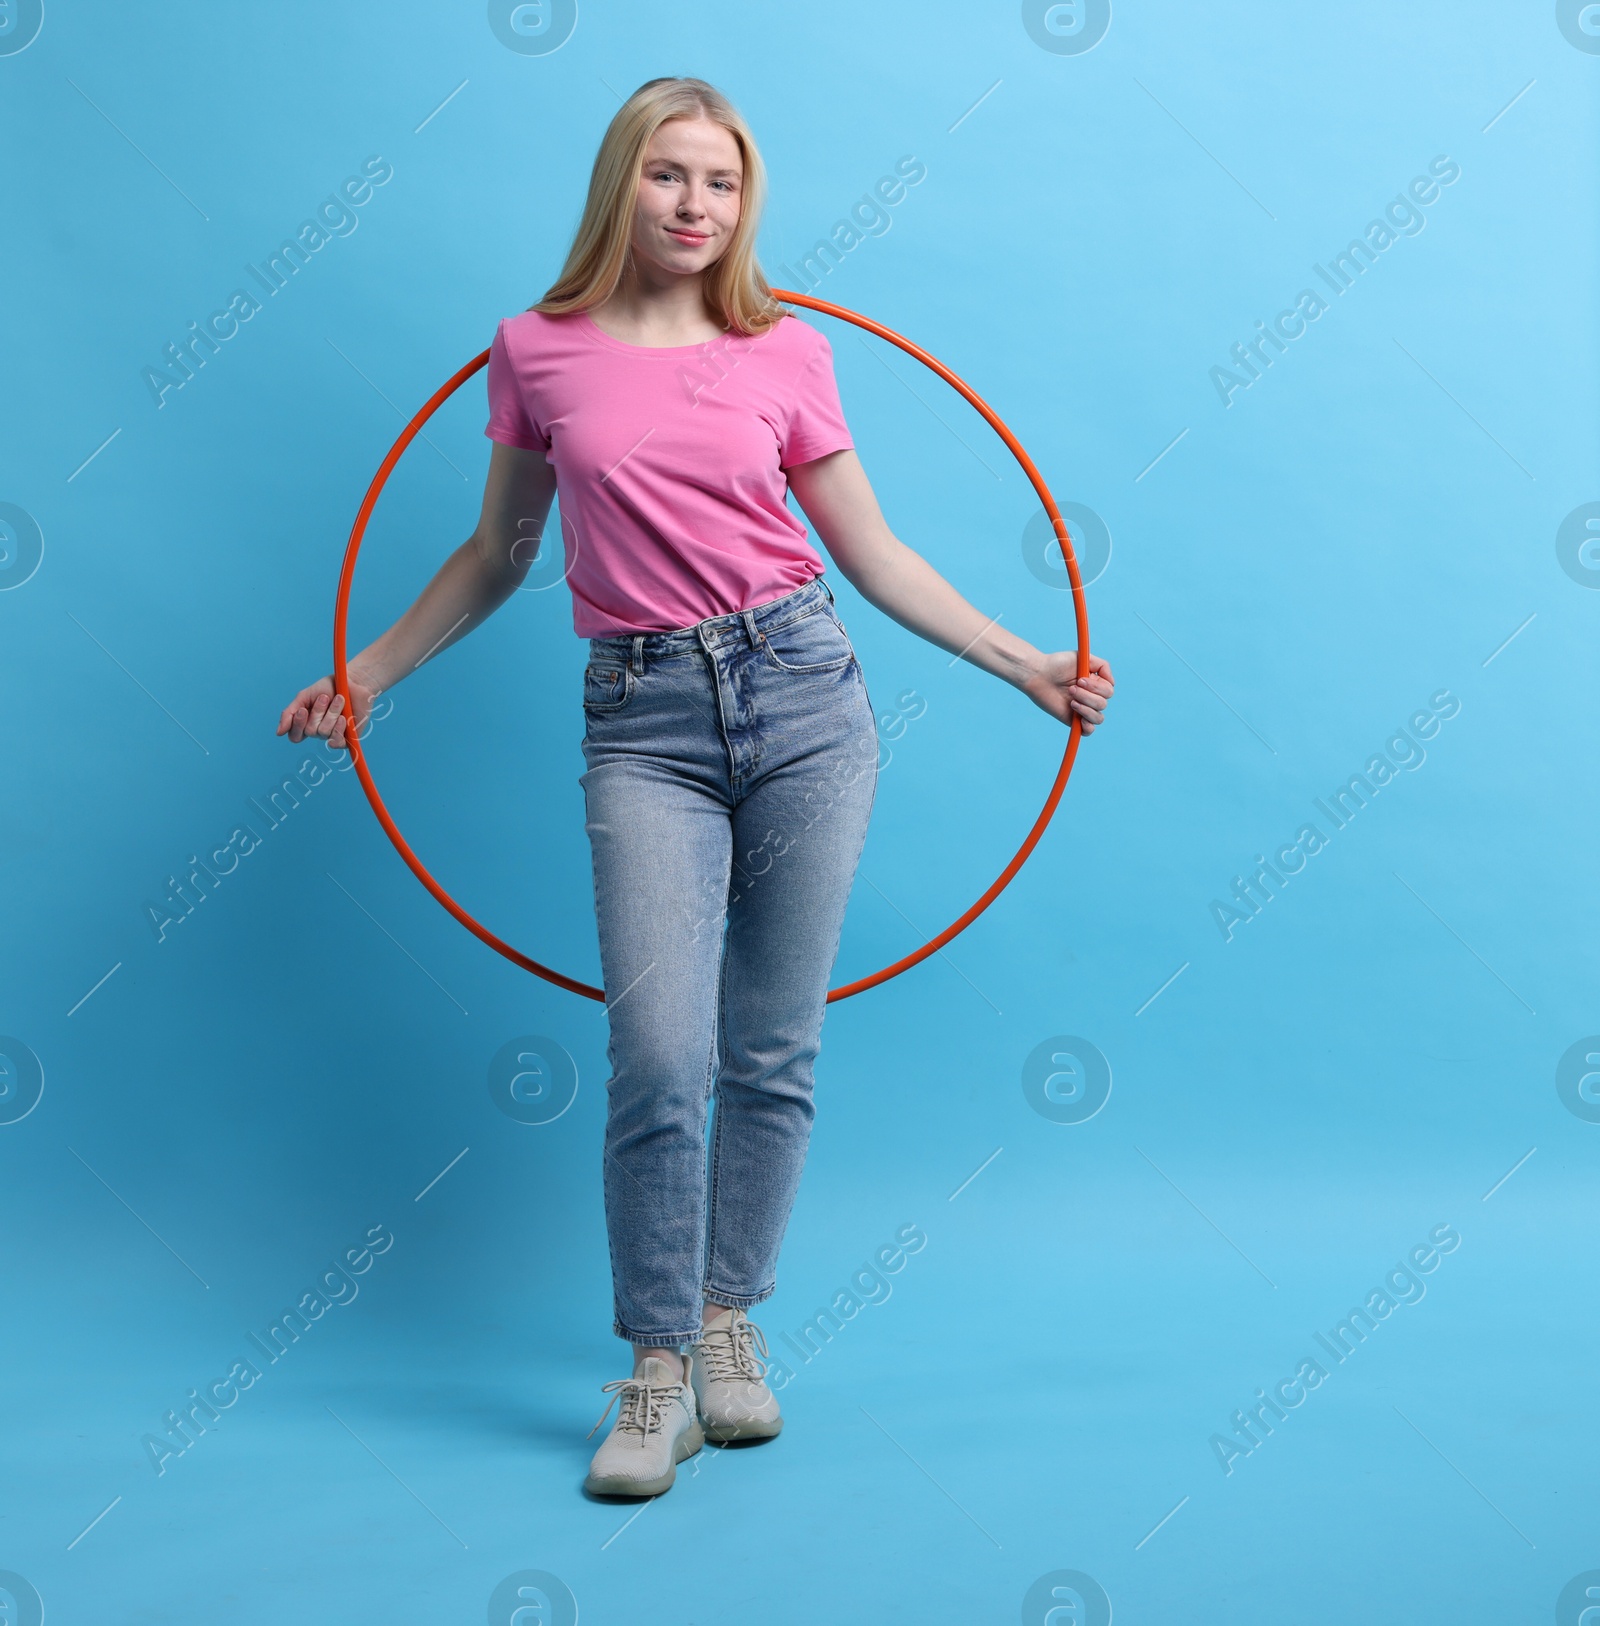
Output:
[630, 116, 744, 278]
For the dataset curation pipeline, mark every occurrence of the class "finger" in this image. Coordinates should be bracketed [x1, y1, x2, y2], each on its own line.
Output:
[277, 697, 308, 736]
[304, 694, 334, 737]
[1064, 685, 1111, 712]
[311, 692, 346, 738]
[280, 683, 322, 737]
[1068, 675, 1114, 699]
[1064, 659, 1112, 686]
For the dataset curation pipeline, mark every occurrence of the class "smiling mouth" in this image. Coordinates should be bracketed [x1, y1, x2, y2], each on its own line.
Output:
[666, 228, 711, 243]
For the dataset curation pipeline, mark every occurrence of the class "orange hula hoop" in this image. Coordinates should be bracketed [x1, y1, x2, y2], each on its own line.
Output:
[332, 288, 1091, 1004]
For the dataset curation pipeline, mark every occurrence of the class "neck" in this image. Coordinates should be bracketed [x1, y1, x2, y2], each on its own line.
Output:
[595, 258, 719, 338]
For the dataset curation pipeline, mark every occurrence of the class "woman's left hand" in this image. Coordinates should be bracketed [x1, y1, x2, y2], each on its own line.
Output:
[1020, 651, 1115, 734]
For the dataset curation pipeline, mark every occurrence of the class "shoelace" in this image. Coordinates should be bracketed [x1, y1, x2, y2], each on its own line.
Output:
[697, 1312, 770, 1384]
[586, 1375, 686, 1446]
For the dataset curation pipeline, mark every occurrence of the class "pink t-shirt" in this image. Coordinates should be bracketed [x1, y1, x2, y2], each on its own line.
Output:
[484, 308, 855, 636]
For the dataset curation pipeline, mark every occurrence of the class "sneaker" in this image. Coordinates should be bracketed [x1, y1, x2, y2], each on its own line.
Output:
[583, 1355, 704, 1496]
[688, 1307, 783, 1442]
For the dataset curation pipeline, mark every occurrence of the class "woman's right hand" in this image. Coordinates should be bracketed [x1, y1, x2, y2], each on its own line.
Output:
[276, 667, 381, 752]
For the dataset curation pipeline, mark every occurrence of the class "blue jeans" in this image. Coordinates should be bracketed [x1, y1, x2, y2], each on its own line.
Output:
[580, 576, 878, 1346]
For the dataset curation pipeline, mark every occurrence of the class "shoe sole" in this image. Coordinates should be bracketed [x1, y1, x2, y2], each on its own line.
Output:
[583, 1420, 705, 1497]
[703, 1415, 783, 1443]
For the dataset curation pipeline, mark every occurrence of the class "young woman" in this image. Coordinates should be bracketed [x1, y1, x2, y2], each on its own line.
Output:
[278, 76, 1113, 1498]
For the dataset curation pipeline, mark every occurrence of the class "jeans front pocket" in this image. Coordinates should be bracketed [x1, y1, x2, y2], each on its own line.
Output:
[583, 663, 635, 712]
[759, 606, 855, 674]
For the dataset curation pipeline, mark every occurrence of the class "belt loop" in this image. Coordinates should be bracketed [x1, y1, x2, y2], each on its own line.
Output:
[630, 634, 645, 676]
[818, 574, 835, 604]
[741, 608, 760, 647]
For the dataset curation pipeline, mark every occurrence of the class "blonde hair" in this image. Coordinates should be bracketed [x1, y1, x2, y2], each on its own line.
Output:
[534, 77, 787, 337]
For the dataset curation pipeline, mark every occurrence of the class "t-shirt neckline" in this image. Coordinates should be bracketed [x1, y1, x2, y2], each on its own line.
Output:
[576, 308, 727, 358]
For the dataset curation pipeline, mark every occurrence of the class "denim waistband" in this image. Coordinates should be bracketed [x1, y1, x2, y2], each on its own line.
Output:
[587, 575, 836, 664]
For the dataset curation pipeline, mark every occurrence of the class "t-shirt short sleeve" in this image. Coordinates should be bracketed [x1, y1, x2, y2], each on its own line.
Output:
[483, 318, 549, 452]
[778, 330, 854, 469]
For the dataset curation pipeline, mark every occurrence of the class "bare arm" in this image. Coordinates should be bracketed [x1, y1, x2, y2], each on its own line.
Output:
[784, 449, 1114, 732]
[277, 440, 558, 748]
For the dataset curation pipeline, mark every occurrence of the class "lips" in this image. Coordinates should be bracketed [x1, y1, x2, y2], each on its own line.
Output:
[666, 228, 710, 244]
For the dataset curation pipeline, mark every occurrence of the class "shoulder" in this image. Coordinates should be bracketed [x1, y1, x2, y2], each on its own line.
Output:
[754, 313, 836, 381]
[494, 308, 584, 354]
[767, 311, 833, 358]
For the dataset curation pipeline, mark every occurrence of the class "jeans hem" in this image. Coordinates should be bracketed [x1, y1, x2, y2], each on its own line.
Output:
[613, 1319, 701, 1348]
[700, 1283, 776, 1312]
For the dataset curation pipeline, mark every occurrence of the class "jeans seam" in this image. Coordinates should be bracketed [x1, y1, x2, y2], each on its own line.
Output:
[703, 897, 734, 1298]
[588, 774, 627, 1339]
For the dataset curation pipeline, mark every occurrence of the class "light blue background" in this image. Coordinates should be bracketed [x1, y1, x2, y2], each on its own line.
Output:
[3, 2, 1597, 1621]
